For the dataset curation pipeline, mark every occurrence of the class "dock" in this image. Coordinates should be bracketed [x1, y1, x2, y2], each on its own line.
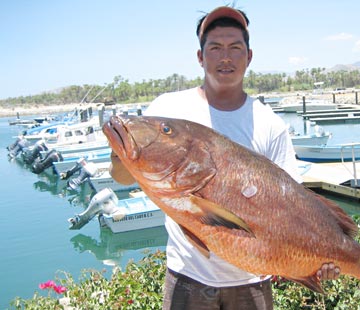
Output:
[299, 107, 360, 124]
[309, 116, 360, 124]
[300, 160, 360, 199]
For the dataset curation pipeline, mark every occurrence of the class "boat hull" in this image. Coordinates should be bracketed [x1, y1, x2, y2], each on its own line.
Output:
[52, 150, 111, 175]
[294, 144, 360, 162]
[291, 134, 329, 146]
[89, 170, 139, 192]
[99, 196, 165, 233]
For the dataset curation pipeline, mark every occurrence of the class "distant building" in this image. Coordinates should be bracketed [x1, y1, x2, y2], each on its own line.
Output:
[313, 81, 324, 94]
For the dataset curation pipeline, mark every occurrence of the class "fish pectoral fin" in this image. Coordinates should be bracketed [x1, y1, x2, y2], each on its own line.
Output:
[286, 275, 325, 294]
[180, 225, 210, 258]
[189, 194, 254, 237]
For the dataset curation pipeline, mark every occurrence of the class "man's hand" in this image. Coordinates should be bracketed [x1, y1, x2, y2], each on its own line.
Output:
[317, 263, 340, 281]
[109, 151, 136, 185]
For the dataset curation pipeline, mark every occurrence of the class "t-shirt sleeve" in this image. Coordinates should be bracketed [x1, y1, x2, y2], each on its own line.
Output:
[144, 93, 182, 118]
[143, 94, 165, 117]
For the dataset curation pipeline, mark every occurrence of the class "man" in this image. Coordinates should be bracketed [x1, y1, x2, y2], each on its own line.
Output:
[110, 6, 340, 309]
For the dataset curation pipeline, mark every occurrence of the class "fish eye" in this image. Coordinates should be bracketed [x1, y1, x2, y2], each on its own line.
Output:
[160, 123, 172, 135]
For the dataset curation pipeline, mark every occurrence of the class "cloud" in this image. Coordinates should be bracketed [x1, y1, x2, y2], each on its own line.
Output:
[288, 56, 308, 66]
[352, 40, 360, 52]
[324, 32, 353, 41]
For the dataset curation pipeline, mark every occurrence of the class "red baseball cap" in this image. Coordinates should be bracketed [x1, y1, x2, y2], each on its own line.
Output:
[198, 6, 248, 42]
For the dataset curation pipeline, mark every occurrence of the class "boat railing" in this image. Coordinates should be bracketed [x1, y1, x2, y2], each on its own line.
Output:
[340, 142, 360, 187]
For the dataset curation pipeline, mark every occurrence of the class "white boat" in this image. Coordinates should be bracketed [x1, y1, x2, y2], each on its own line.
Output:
[23, 119, 100, 145]
[294, 143, 360, 162]
[291, 133, 330, 146]
[16, 125, 108, 166]
[17, 104, 101, 145]
[89, 167, 139, 193]
[99, 197, 164, 233]
[288, 124, 331, 146]
[9, 118, 37, 126]
[52, 148, 112, 175]
[45, 139, 109, 155]
[281, 100, 337, 113]
[68, 188, 165, 233]
[8, 122, 71, 158]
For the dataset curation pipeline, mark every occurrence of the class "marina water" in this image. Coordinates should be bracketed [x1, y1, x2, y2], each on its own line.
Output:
[1, 111, 360, 308]
[0, 115, 167, 309]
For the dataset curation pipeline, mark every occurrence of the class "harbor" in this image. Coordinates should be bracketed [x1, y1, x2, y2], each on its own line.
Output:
[0, 113, 166, 309]
[274, 92, 360, 200]
[2, 96, 360, 308]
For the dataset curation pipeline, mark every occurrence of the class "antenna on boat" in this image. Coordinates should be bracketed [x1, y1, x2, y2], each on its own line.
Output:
[80, 86, 95, 103]
[89, 84, 110, 103]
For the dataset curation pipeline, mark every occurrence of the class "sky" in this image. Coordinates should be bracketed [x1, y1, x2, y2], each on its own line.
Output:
[1, 0, 360, 99]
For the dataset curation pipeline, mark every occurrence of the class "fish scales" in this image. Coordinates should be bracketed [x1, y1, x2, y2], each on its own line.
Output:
[103, 115, 360, 293]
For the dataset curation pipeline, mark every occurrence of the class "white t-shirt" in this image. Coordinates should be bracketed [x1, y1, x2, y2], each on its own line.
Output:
[144, 87, 301, 287]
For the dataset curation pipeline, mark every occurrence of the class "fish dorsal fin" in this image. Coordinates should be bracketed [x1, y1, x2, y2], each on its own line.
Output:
[189, 194, 254, 237]
[180, 225, 210, 258]
[313, 190, 358, 238]
[286, 275, 325, 294]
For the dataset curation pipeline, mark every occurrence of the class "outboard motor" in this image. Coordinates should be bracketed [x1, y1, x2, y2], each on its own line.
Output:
[22, 141, 48, 165]
[7, 137, 21, 151]
[66, 159, 98, 190]
[68, 188, 119, 230]
[59, 160, 83, 180]
[7, 137, 29, 158]
[31, 149, 63, 174]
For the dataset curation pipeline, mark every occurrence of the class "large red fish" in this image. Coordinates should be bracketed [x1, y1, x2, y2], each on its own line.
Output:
[103, 115, 360, 293]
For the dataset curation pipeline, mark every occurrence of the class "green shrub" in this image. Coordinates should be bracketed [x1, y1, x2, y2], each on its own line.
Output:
[10, 250, 166, 310]
[10, 217, 360, 309]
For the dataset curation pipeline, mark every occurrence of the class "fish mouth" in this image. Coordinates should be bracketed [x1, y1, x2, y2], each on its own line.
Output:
[103, 116, 139, 161]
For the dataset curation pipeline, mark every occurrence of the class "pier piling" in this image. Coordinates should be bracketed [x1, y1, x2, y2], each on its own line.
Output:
[302, 96, 306, 114]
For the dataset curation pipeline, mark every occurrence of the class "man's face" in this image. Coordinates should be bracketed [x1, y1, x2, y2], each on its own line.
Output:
[198, 26, 252, 89]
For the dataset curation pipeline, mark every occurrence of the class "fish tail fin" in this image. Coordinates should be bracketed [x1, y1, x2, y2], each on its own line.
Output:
[315, 192, 358, 238]
[287, 275, 325, 294]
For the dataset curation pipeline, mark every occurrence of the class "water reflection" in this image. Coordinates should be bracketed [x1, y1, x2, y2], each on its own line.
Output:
[32, 168, 93, 204]
[71, 226, 168, 266]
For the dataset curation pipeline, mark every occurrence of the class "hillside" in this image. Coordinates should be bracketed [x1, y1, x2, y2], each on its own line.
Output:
[325, 61, 360, 73]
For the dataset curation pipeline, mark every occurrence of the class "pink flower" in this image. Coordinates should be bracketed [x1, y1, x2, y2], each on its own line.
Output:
[53, 285, 67, 294]
[38, 280, 67, 295]
[39, 280, 56, 290]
